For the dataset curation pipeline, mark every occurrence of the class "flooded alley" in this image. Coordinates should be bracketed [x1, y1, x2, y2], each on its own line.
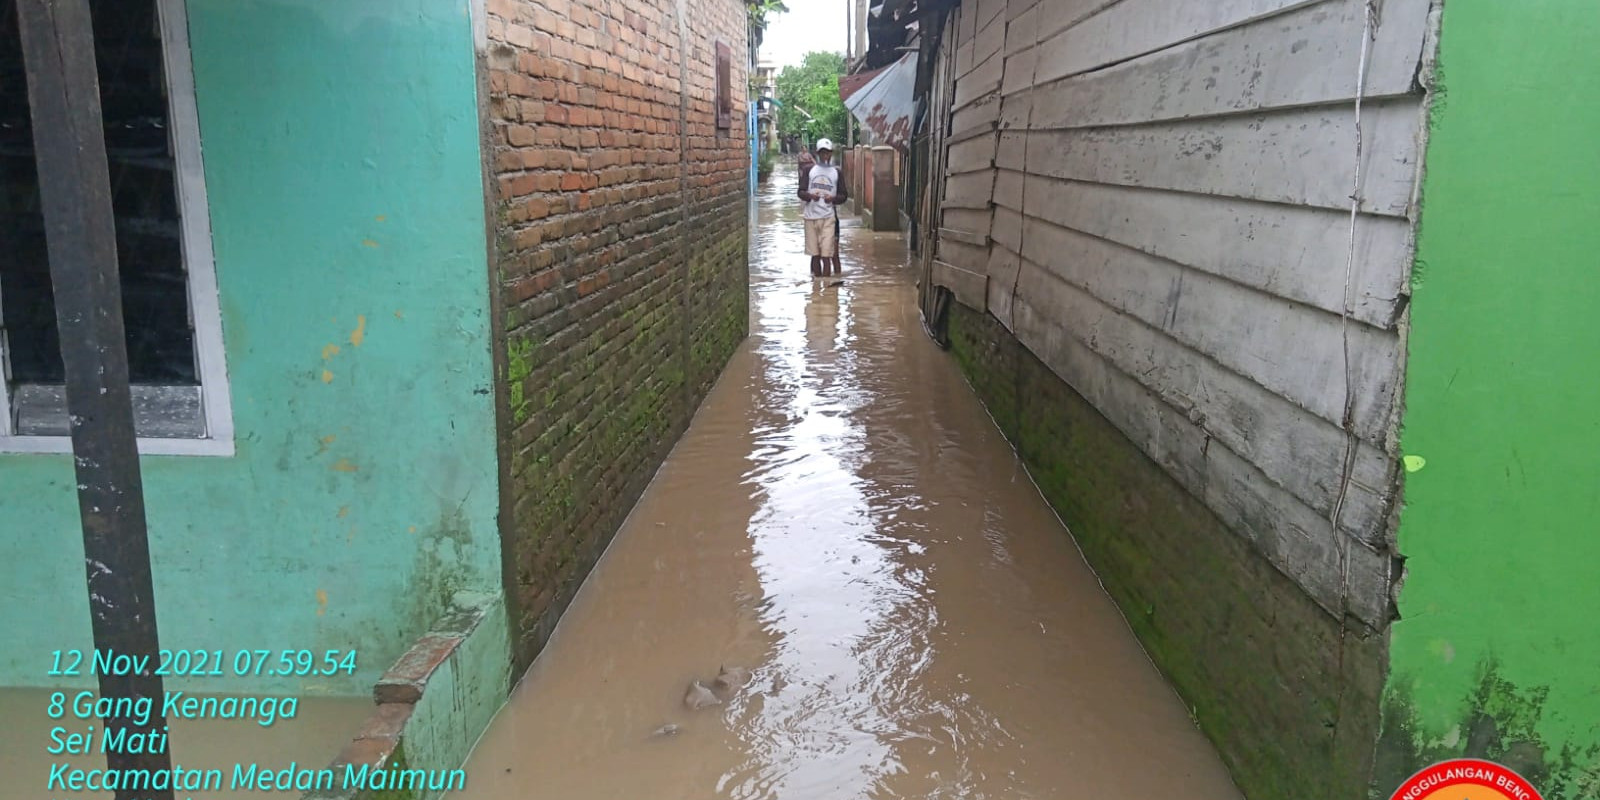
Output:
[448, 162, 1242, 800]
[3, 0, 1593, 796]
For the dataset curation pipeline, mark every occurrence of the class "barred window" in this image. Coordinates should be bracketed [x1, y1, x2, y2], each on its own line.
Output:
[1, 0, 232, 454]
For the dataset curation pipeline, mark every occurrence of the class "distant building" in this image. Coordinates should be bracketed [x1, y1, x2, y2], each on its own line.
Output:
[755, 58, 779, 152]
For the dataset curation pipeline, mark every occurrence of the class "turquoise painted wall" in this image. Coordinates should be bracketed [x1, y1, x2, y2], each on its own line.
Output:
[1381, 2, 1600, 796]
[0, 0, 500, 695]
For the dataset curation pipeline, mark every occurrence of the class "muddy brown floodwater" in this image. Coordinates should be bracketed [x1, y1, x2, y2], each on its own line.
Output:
[450, 162, 1244, 800]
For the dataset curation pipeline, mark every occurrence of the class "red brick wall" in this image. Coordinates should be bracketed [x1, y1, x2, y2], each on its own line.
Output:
[482, 0, 749, 668]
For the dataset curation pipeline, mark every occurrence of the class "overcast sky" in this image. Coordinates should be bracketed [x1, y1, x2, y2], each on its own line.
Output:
[762, 2, 851, 67]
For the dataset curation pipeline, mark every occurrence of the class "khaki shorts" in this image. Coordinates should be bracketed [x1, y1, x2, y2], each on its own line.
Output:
[804, 216, 838, 257]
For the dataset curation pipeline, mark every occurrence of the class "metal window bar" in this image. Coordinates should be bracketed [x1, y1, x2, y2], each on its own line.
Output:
[0, 0, 231, 454]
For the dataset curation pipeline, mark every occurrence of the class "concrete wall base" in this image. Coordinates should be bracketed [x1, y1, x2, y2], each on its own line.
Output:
[945, 303, 1386, 800]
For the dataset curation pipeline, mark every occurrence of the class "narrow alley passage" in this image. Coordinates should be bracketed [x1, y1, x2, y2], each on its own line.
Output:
[448, 162, 1243, 800]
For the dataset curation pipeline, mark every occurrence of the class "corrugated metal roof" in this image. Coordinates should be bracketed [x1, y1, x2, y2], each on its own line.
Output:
[842, 52, 917, 150]
[839, 66, 888, 104]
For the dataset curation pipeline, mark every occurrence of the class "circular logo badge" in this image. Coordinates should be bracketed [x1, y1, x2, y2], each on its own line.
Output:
[1390, 759, 1545, 800]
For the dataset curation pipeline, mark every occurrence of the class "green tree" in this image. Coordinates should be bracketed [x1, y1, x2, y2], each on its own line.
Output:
[803, 76, 847, 144]
[775, 51, 848, 146]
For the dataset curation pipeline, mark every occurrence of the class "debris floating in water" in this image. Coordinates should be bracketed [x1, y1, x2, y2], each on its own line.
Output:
[710, 665, 751, 700]
[682, 680, 720, 710]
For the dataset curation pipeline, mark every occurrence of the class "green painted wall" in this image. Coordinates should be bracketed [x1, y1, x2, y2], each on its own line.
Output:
[398, 592, 510, 800]
[1379, 2, 1600, 796]
[0, 0, 501, 695]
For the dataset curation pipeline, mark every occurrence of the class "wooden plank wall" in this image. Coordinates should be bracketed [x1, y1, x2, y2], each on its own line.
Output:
[932, 0, 1008, 305]
[932, 0, 1438, 629]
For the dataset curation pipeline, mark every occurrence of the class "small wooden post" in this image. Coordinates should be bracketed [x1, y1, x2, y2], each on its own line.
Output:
[15, 1, 175, 796]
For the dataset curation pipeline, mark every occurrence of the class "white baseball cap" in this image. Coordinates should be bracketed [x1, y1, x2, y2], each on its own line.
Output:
[815, 138, 834, 152]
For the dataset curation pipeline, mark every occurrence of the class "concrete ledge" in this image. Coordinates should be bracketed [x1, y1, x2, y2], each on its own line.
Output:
[301, 704, 415, 800]
[302, 593, 510, 800]
[375, 634, 466, 706]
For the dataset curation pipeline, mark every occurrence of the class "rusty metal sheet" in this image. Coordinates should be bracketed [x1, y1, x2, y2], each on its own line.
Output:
[842, 52, 917, 150]
[840, 66, 887, 103]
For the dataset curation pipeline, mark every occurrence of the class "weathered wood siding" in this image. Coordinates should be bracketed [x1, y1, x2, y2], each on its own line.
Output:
[933, 0, 1436, 629]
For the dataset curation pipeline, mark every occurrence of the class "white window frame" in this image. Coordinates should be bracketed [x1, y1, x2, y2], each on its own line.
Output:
[0, 0, 233, 457]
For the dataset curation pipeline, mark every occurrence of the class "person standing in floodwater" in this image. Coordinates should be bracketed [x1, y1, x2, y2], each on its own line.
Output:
[798, 138, 848, 279]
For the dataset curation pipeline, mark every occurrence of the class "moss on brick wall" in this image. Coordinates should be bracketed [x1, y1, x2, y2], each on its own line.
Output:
[946, 303, 1386, 799]
[484, 0, 750, 671]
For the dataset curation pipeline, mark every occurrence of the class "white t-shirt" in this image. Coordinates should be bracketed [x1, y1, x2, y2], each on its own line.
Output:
[803, 162, 840, 220]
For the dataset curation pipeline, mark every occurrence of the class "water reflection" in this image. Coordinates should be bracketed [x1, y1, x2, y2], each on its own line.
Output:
[720, 169, 942, 799]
